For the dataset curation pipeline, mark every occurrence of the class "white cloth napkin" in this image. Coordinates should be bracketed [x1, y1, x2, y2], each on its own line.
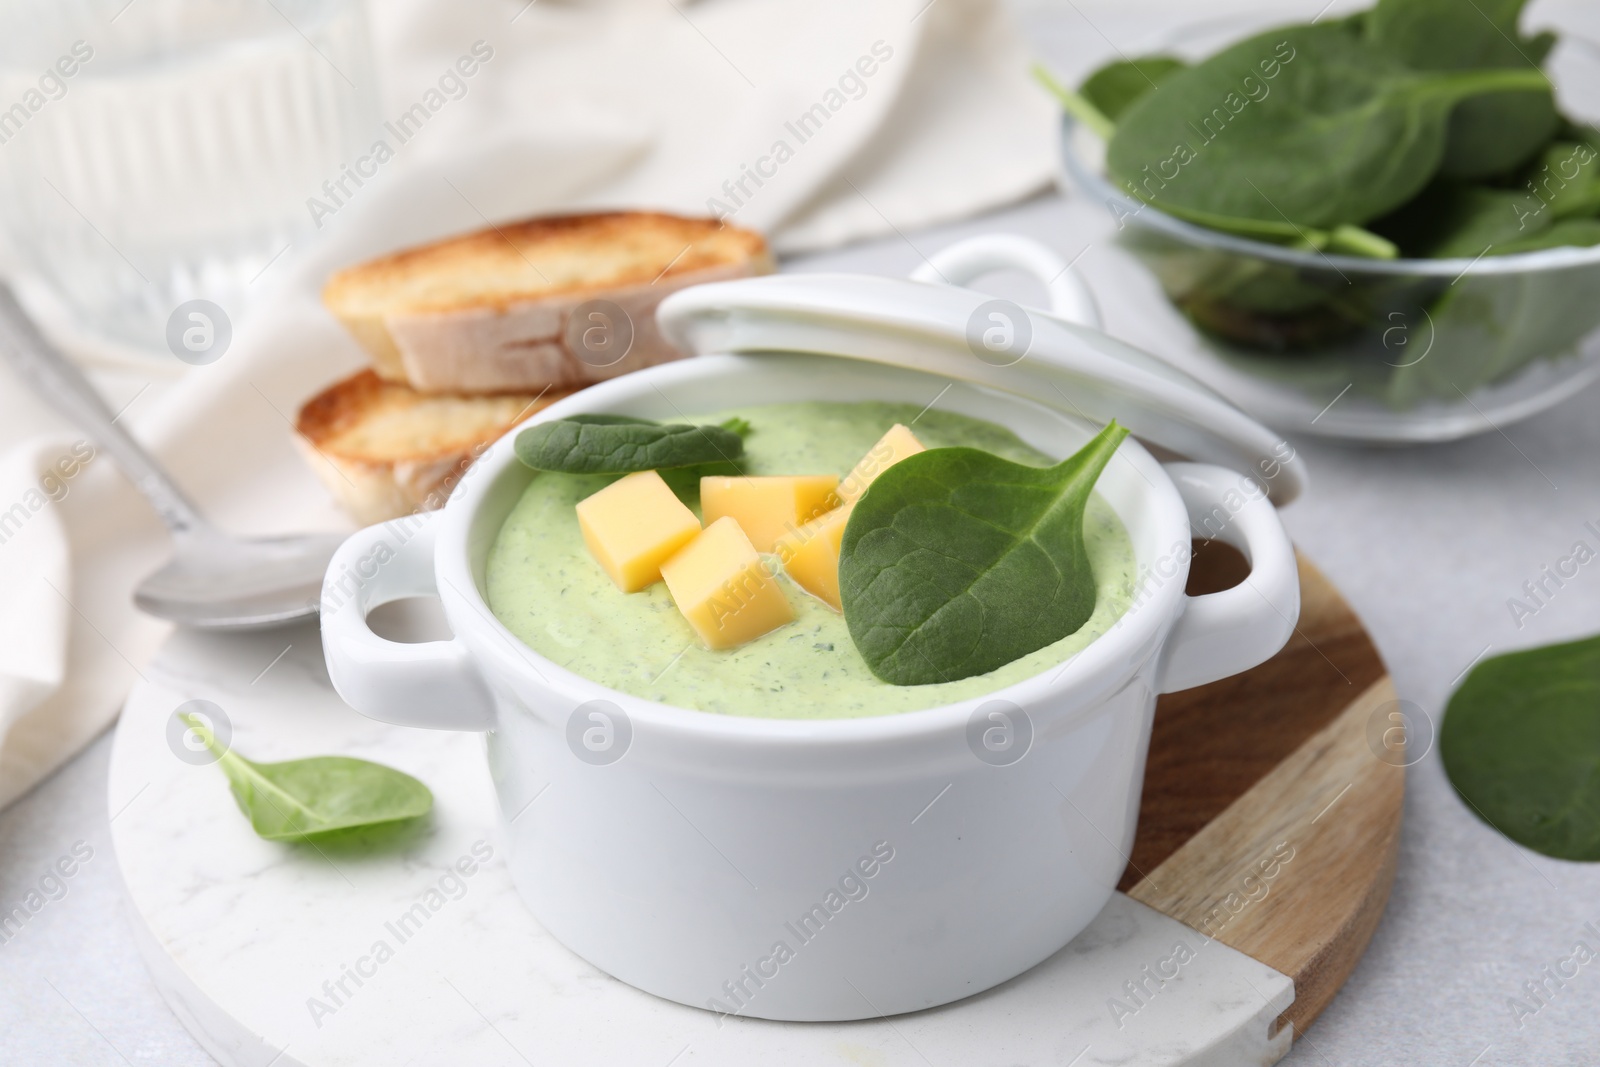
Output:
[0, 0, 1057, 809]
[353, 0, 1055, 255]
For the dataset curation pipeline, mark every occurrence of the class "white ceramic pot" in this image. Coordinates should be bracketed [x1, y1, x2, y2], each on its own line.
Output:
[321, 237, 1305, 1022]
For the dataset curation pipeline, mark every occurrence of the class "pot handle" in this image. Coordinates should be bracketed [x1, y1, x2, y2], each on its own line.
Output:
[321, 513, 497, 731]
[1157, 463, 1300, 694]
[908, 234, 1102, 329]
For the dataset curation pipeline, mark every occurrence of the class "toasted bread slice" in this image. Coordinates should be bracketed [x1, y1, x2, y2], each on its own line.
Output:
[323, 212, 772, 395]
[295, 369, 567, 525]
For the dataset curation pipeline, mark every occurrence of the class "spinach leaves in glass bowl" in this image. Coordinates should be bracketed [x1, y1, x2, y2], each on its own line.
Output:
[1043, 0, 1600, 433]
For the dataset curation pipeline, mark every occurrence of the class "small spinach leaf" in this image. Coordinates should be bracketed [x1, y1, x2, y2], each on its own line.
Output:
[514, 416, 745, 474]
[839, 421, 1128, 686]
[180, 713, 433, 842]
[1107, 23, 1551, 228]
[1441, 635, 1600, 861]
[1081, 55, 1187, 122]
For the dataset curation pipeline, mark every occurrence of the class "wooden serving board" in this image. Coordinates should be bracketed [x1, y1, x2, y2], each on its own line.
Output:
[109, 542, 1398, 1067]
[1125, 542, 1403, 1041]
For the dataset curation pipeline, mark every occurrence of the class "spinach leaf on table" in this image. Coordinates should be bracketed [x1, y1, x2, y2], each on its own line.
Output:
[1081, 55, 1186, 122]
[1106, 23, 1550, 230]
[839, 421, 1128, 686]
[179, 713, 433, 843]
[1441, 635, 1600, 861]
[1366, 0, 1559, 179]
[514, 414, 746, 475]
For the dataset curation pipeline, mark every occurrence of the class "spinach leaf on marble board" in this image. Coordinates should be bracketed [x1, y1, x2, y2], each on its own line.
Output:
[179, 713, 433, 843]
[839, 421, 1128, 686]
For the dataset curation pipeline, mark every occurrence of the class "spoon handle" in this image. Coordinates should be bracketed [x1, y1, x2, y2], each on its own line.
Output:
[0, 283, 210, 536]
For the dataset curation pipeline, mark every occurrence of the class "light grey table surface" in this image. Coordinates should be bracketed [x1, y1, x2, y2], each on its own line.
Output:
[5, 4, 1600, 1064]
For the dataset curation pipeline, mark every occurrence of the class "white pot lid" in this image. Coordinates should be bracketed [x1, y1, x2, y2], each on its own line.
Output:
[657, 239, 1306, 504]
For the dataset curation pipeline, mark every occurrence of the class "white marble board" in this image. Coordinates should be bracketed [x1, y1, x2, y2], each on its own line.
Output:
[108, 619, 1295, 1067]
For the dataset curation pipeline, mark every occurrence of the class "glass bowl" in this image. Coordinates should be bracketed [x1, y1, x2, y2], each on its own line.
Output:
[1058, 20, 1600, 443]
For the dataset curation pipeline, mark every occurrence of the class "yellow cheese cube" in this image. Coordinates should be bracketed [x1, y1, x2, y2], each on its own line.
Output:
[837, 424, 925, 503]
[575, 471, 701, 592]
[661, 517, 794, 649]
[700, 474, 840, 552]
[773, 503, 853, 611]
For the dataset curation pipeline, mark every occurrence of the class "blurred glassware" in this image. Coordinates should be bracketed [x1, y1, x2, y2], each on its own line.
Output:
[0, 0, 376, 351]
[1058, 17, 1600, 444]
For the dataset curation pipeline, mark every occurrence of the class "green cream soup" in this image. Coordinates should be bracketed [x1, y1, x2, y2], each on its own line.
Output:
[485, 401, 1137, 719]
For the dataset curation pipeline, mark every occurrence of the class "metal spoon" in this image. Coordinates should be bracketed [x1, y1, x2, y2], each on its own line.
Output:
[0, 284, 343, 630]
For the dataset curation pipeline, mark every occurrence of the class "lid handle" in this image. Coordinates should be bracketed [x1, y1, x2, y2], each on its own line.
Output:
[908, 235, 1102, 330]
